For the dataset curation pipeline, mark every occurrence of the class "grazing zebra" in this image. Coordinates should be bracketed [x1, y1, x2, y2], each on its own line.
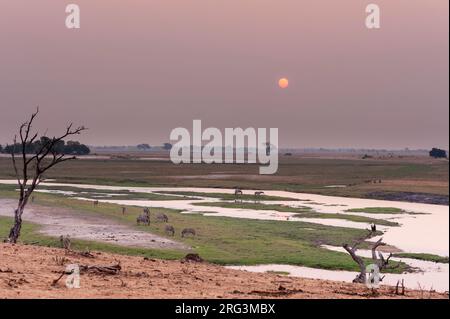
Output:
[181, 228, 196, 238]
[156, 213, 168, 223]
[254, 191, 264, 203]
[165, 225, 175, 236]
[234, 188, 243, 203]
[137, 210, 150, 226]
[60, 235, 71, 250]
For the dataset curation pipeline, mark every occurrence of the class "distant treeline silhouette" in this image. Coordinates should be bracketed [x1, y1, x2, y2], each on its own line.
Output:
[0, 136, 90, 155]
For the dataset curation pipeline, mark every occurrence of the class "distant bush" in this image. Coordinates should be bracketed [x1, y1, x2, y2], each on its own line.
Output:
[137, 143, 151, 150]
[429, 148, 447, 159]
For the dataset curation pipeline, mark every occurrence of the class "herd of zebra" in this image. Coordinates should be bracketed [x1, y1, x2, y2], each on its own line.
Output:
[136, 207, 196, 238]
[93, 200, 196, 237]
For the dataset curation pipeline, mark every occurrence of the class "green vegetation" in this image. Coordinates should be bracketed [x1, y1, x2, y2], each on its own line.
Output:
[0, 216, 185, 260]
[0, 156, 447, 201]
[0, 190, 407, 273]
[193, 201, 400, 227]
[345, 207, 423, 215]
[162, 191, 300, 201]
[393, 253, 449, 264]
[37, 185, 199, 201]
[266, 270, 290, 276]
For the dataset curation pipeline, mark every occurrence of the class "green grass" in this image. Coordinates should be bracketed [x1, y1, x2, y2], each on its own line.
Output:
[0, 190, 407, 273]
[193, 201, 400, 227]
[0, 216, 185, 260]
[345, 207, 424, 215]
[162, 191, 300, 201]
[393, 253, 449, 264]
[266, 270, 290, 276]
[37, 185, 199, 201]
[0, 156, 447, 200]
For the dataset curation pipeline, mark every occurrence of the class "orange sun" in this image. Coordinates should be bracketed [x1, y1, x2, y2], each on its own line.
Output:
[278, 78, 289, 89]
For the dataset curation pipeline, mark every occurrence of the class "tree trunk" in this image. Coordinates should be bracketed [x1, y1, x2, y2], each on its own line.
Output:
[343, 244, 366, 283]
[8, 207, 24, 243]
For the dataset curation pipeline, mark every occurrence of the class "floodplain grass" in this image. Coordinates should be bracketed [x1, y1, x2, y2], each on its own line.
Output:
[393, 252, 449, 264]
[0, 189, 407, 273]
[192, 201, 400, 227]
[345, 207, 425, 215]
[162, 191, 301, 201]
[0, 156, 447, 200]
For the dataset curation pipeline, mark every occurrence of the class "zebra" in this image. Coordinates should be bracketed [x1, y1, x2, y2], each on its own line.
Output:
[254, 191, 264, 203]
[165, 225, 175, 236]
[137, 209, 150, 226]
[234, 188, 243, 203]
[181, 228, 196, 238]
[60, 235, 71, 250]
[93, 200, 99, 206]
[156, 213, 169, 223]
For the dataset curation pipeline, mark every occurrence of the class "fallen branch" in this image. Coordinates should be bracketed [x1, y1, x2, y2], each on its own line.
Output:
[79, 263, 121, 275]
[51, 269, 74, 286]
[0, 268, 13, 273]
[65, 249, 95, 259]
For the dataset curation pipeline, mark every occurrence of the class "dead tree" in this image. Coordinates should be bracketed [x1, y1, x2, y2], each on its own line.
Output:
[7, 108, 86, 243]
[343, 231, 395, 284]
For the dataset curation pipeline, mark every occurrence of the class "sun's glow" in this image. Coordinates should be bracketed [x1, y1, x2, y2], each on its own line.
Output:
[278, 78, 289, 89]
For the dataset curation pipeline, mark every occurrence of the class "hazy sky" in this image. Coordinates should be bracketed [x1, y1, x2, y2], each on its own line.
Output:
[0, 1, 448, 149]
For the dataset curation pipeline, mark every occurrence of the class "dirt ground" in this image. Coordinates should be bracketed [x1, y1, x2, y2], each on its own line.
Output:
[0, 243, 447, 299]
[0, 199, 189, 250]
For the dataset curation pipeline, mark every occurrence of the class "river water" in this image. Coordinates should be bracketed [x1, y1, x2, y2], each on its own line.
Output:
[0, 180, 448, 291]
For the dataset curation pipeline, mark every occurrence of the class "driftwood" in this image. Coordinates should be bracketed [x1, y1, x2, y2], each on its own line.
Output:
[181, 253, 203, 263]
[51, 263, 121, 286]
[0, 268, 13, 273]
[51, 270, 71, 286]
[79, 263, 121, 275]
[64, 249, 95, 259]
[343, 230, 396, 284]
[395, 279, 406, 295]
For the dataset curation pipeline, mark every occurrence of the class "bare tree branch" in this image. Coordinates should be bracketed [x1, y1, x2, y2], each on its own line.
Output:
[6, 108, 86, 243]
[342, 230, 397, 285]
[371, 237, 386, 260]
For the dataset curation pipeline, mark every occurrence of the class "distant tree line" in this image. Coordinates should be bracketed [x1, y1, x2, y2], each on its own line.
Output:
[0, 136, 90, 155]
